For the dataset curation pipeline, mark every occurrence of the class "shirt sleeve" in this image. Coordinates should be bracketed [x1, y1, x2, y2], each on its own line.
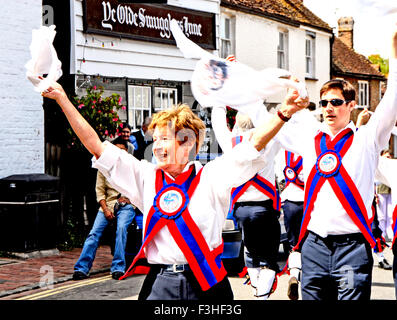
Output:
[95, 171, 107, 203]
[211, 106, 234, 152]
[92, 141, 153, 212]
[365, 59, 397, 152]
[271, 109, 320, 155]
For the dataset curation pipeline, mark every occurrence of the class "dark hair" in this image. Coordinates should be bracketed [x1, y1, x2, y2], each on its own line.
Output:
[320, 79, 356, 102]
[112, 137, 128, 150]
[120, 122, 131, 131]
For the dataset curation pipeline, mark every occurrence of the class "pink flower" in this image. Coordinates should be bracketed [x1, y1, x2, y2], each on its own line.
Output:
[112, 117, 118, 122]
[93, 86, 97, 90]
[78, 104, 84, 109]
[104, 130, 109, 136]
[92, 100, 96, 104]
[118, 97, 122, 105]
[122, 106, 126, 110]
[119, 123, 123, 128]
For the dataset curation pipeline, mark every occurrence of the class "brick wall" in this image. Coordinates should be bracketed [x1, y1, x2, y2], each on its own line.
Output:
[0, 1, 44, 179]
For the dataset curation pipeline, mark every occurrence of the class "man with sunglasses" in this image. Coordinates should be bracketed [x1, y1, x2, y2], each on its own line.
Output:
[272, 29, 397, 300]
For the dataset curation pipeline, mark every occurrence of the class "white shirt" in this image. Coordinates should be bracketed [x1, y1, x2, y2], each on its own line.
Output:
[273, 59, 397, 237]
[211, 107, 280, 203]
[274, 148, 305, 203]
[375, 156, 397, 205]
[92, 139, 266, 265]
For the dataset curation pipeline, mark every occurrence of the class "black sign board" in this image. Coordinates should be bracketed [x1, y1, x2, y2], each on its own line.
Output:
[83, 0, 216, 49]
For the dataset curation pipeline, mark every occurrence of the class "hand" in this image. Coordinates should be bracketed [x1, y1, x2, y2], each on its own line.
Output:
[118, 196, 131, 204]
[41, 81, 68, 104]
[103, 208, 115, 221]
[279, 77, 310, 118]
[356, 108, 370, 127]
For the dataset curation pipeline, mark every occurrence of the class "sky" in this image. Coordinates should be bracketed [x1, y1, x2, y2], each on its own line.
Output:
[303, 0, 397, 59]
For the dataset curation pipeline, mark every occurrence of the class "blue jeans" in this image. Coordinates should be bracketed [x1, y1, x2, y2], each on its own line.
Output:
[74, 204, 136, 275]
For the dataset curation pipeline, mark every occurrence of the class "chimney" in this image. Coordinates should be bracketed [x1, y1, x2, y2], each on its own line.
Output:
[337, 17, 354, 49]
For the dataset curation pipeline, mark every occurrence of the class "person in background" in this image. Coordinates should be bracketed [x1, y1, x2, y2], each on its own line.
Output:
[73, 140, 137, 280]
[113, 122, 135, 155]
[275, 148, 304, 300]
[211, 109, 282, 300]
[357, 109, 393, 270]
[131, 116, 152, 161]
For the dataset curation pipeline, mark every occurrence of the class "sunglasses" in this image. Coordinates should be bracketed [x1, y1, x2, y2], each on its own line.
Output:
[319, 99, 351, 107]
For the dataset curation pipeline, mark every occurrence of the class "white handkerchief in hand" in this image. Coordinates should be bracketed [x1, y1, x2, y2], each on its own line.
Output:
[170, 19, 308, 111]
[25, 25, 62, 93]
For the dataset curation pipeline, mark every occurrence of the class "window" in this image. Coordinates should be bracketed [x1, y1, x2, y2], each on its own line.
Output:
[305, 32, 316, 78]
[220, 16, 233, 59]
[277, 31, 289, 70]
[358, 81, 369, 108]
[128, 85, 151, 129]
[154, 87, 178, 111]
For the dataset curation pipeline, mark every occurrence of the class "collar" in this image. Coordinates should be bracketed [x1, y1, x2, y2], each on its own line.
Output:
[159, 161, 203, 182]
[319, 121, 356, 139]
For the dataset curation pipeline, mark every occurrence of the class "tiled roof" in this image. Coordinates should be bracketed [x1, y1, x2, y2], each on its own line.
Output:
[332, 37, 385, 79]
[221, 0, 332, 32]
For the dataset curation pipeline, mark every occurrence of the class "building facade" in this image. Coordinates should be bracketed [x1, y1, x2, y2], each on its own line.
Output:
[0, 1, 45, 179]
[220, 0, 333, 109]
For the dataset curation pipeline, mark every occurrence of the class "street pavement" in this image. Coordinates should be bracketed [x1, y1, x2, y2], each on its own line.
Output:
[1, 243, 395, 300]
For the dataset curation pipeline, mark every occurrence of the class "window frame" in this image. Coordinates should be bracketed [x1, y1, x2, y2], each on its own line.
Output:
[154, 87, 178, 111]
[277, 30, 289, 70]
[305, 32, 316, 78]
[220, 15, 234, 59]
[358, 80, 369, 108]
[127, 85, 152, 130]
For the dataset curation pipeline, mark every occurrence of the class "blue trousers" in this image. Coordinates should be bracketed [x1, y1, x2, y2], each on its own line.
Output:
[301, 231, 373, 300]
[74, 204, 135, 275]
[282, 200, 303, 249]
[234, 200, 280, 271]
[139, 265, 234, 300]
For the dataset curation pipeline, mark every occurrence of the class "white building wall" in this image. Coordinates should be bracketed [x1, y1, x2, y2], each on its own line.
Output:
[224, 8, 331, 106]
[71, 0, 220, 82]
[0, 1, 44, 179]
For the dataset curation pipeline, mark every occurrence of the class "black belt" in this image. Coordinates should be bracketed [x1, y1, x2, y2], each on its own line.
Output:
[234, 199, 273, 208]
[309, 231, 366, 244]
[158, 264, 190, 273]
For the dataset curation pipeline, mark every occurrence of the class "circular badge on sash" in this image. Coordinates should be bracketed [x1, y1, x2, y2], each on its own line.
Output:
[316, 150, 341, 177]
[153, 184, 188, 219]
[284, 166, 297, 181]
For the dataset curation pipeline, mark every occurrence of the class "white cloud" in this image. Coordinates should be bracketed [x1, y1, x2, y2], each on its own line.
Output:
[304, 0, 397, 58]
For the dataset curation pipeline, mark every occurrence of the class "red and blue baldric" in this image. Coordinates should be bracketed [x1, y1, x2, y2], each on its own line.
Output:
[392, 205, 397, 248]
[293, 128, 376, 251]
[283, 151, 304, 190]
[120, 165, 227, 291]
[227, 136, 280, 221]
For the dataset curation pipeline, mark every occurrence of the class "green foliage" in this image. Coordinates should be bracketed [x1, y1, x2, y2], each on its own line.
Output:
[67, 86, 126, 150]
[368, 54, 389, 77]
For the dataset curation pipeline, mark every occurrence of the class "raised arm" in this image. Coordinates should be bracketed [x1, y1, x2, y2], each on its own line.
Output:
[41, 82, 105, 159]
[250, 85, 309, 151]
[367, 28, 397, 150]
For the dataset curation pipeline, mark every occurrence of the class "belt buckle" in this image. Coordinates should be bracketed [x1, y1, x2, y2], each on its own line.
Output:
[172, 264, 185, 273]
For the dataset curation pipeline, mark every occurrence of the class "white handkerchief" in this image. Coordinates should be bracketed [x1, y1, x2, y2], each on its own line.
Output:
[170, 19, 308, 111]
[25, 25, 62, 93]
